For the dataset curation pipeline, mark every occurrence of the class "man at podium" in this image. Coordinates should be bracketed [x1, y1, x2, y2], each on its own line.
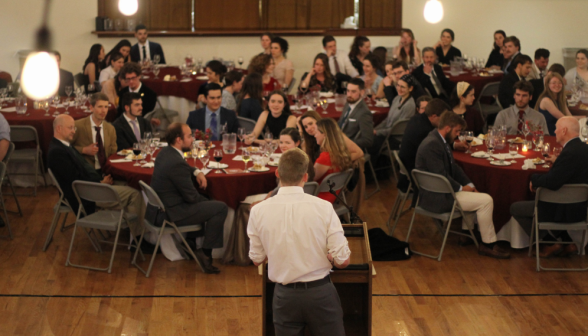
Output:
[248, 148, 351, 335]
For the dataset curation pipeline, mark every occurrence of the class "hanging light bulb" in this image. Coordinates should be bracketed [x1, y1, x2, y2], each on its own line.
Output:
[119, 0, 138, 16]
[424, 0, 444, 24]
[21, 52, 59, 100]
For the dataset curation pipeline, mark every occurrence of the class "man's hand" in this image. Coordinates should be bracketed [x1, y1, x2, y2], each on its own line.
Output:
[82, 143, 99, 156]
[453, 141, 469, 151]
[150, 118, 161, 127]
[462, 185, 475, 192]
[196, 172, 207, 189]
[423, 63, 433, 75]
[545, 154, 557, 164]
[101, 174, 113, 185]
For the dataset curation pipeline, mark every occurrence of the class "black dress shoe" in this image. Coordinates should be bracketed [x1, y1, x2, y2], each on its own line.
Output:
[194, 249, 220, 274]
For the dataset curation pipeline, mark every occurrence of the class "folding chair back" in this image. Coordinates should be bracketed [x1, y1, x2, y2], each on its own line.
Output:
[393, 150, 410, 181]
[388, 118, 410, 144]
[2, 142, 14, 164]
[42, 169, 75, 251]
[139, 180, 166, 211]
[303, 181, 320, 196]
[286, 78, 297, 94]
[237, 116, 256, 134]
[72, 180, 121, 206]
[48, 169, 71, 208]
[412, 169, 456, 197]
[318, 169, 354, 193]
[536, 185, 588, 205]
[10, 125, 39, 143]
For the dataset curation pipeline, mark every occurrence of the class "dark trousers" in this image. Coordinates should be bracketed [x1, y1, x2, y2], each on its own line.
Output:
[510, 201, 572, 242]
[175, 196, 228, 249]
[273, 281, 345, 336]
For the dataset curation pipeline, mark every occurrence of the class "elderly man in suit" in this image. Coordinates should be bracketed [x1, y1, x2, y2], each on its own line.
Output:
[415, 111, 510, 259]
[130, 24, 166, 64]
[186, 83, 240, 138]
[511, 117, 588, 258]
[338, 78, 374, 149]
[146, 123, 228, 274]
[72, 93, 117, 174]
[412, 47, 456, 103]
[48, 114, 144, 237]
[112, 92, 152, 150]
[498, 54, 533, 108]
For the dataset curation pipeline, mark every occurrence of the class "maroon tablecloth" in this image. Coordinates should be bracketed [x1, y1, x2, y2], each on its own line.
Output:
[104, 141, 278, 209]
[453, 136, 559, 232]
[569, 102, 588, 116]
[443, 68, 503, 96]
[288, 96, 389, 126]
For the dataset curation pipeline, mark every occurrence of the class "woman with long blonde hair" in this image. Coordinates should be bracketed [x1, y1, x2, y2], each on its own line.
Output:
[535, 73, 576, 135]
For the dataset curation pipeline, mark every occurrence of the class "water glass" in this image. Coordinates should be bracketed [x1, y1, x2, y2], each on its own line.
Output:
[334, 94, 346, 112]
[16, 95, 27, 115]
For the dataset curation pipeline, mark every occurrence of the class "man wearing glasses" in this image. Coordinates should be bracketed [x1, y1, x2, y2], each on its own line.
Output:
[117, 62, 160, 127]
[381, 61, 426, 103]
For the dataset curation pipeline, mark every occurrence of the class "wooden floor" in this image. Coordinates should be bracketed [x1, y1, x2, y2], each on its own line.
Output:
[2, 179, 588, 335]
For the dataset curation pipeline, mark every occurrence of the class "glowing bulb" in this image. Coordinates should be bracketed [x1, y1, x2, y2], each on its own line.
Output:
[424, 0, 444, 24]
[118, 0, 138, 16]
[21, 52, 59, 100]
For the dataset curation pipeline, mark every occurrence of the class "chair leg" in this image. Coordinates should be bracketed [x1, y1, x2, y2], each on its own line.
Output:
[33, 156, 38, 197]
[437, 211, 456, 261]
[126, 219, 145, 262]
[405, 203, 419, 243]
[5, 175, 22, 216]
[106, 224, 123, 274]
[42, 210, 61, 251]
[39, 152, 48, 187]
[386, 194, 402, 235]
[391, 192, 412, 236]
[365, 159, 381, 200]
[65, 223, 79, 266]
[528, 220, 536, 257]
[535, 219, 541, 272]
[60, 213, 74, 232]
[172, 223, 205, 273]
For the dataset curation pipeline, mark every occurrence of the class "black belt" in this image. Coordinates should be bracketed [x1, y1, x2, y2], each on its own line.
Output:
[279, 275, 331, 289]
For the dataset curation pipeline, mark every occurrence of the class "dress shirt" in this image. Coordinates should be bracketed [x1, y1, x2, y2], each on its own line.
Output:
[425, 68, 442, 95]
[123, 113, 141, 140]
[327, 51, 359, 78]
[503, 51, 520, 74]
[0, 113, 10, 141]
[493, 106, 549, 136]
[248, 186, 351, 284]
[205, 106, 221, 137]
[129, 82, 142, 93]
[90, 117, 105, 170]
[339, 100, 360, 129]
[58, 139, 70, 147]
[99, 66, 117, 84]
[138, 40, 151, 62]
[437, 131, 474, 191]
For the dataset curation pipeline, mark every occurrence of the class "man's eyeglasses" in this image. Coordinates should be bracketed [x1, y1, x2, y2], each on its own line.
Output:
[125, 76, 139, 82]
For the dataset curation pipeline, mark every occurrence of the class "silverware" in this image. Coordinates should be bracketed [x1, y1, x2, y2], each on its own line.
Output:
[222, 169, 228, 174]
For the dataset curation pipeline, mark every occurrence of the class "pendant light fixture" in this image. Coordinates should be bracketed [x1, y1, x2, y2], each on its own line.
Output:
[119, 0, 138, 16]
[424, 0, 444, 24]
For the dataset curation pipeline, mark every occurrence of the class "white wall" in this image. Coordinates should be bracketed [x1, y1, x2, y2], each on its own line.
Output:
[1, 0, 586, 80]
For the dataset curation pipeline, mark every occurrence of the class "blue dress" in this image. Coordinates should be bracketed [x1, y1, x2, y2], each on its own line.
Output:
[537, 100, 559, 136]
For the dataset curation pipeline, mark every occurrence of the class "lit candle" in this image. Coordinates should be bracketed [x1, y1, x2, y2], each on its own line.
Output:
[522, 144, 528, 152]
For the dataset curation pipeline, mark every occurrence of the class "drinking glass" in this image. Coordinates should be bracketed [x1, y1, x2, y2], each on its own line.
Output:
[485, 136, 495, 160]
[65, 85, 73, 99]
[6, 83, 13, 98]
[133, 143, 141, 166]
[242, 148, 251, 172]
[220, 123, 227, 136]
[237, 56, 244, 68]
[199, 150, 209, 169]
[153, 54, 161, 65]
[237, 128, 245, 148]
[191, 143, 199, 163]
[213, 149, 223, 173]
[264, 131, 273, 144]
[320, 99, 330, 114]
[87, 84, 95, 93]
[153, 67, 160, 79]
[148, 141, 156, 161]
[509, 144, 518, 163]
[581, 125, 588, 142]
[16, 95, 27, 115]
[464, 131, 474, 154]
[43, 100, 50, 116]
[144, 132, 152, 143]
[522, 123, 530, 141]
[139, 139, 148, 164]
[541, 143, 551, 168]
[532, 133, 542, 151]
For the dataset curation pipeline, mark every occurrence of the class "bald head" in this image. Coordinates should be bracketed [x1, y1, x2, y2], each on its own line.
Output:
[554, 116, 580, 145]
[54, 115, 76, 143]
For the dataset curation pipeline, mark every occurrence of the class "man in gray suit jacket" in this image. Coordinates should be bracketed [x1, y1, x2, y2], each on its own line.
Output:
[415, 111, 510, 259]
[338, 78, 374, 149]
[146, 123, 228, 273]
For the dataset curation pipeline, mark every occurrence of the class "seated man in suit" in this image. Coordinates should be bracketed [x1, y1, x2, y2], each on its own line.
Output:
[72, 93, 117, 174]
[511, 117, 588, 257]
[498, 54, 533, 108]
[382, 60, 426, 104]
[54, 51, 74, 97]
[526, 48, 550, 81]
[415, 111, 510, 259]
[48, 114, 144, 238]
[186, 83, 240, 139]
[130, 24, 166, 65]
[412, 47, 455, 103]
[338, 78, 374, 149]
[494, 81, 548, 135]
[112, 92, 152, 150]
[116, 62, 159, 126]
[146, 123, 228, 273]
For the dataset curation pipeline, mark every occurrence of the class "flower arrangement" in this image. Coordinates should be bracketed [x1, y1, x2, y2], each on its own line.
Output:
[194, 128, 212, 141]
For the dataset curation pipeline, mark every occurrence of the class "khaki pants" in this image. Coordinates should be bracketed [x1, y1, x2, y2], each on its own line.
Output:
[97, 185, 144, 237]
[455, 191, 497, 244]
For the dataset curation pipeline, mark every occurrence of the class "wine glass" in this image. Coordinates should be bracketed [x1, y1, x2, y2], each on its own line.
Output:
[43, 99, 50, 116]
[199, 150, 209, 169]
[532, 132, 542, 151]
[220, 123, 227, 136]
[148, 140, 156, 161]
[213, 149, 223, 173]
[320, 98, 330, 115]
[541, 143, 551, 168]
[87, 83, 95, 93]
[509, 144, 518, 163]
[191, 142, 199, 163]
[153, 54, 161, 65]
[553, 147, 562, 158]
[132, 143, 141, 166]
[485, 136, 495, 160]
[153, 67, 160, 79]
[237, 128, 245, 148]
[522, 123, 530, 141]
[242, 148, 251, 172]
[264, 131, 273, 144]
[139, 139, 148, 164]
[464, 131, 474, 154]
[238, 56, 244, 68]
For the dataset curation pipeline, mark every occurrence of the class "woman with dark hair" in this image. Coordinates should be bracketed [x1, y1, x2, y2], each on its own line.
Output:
[433, 28, 462, 65]
[372, 47, 387, 77]
[197, 60, 227, 105]
[99, 52, 124, 85]
[260, 32, 275, 55]
[451, 82, 485, 136]
[103, 39, 131, 67]
[248, 54, 280, 93]
[245, 91, 297, 144]
[393, 29, 421, 66]
[270, 37, 294, 89]
[237, 73, 264, 121]
[361, 54, 383, 94]
[485, 30, 506, 68]
[299, 54, 336, 93]
[564, 49, 588, 95]
[83, 44, 105, 88]
[101, 70, 128, 107]
[349, 36, 371, 76]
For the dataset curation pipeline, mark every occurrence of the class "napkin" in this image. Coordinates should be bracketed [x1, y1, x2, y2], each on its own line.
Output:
[319, 92, 334, 98]
[326, 98, 336, 103]
[158, 142, 168, 147]
[0, 107, 17, 112]
[471, 138, 483, 146]
[110, 159, 132, 163]
[141, 162, 154, 168]
[233, 155, 243, 161]
[300, 105, 311, 110]
[375, 100, 390, 108]
[471, 151, 489, 158]
[491, 153, 525, 160]
[521, 159, 536, 170]
[180, 78, 192, 82]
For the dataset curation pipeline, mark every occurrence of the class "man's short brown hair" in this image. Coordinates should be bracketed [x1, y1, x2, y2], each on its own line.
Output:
[89, 93, 109, 107]
[513, 80, 534, 95]
[438, 111, 467, 130]
[165, 123, 185, 146]
[119, 62, 142, 78]
[425, 98, 450, 118]
[278, 148, 309, 185]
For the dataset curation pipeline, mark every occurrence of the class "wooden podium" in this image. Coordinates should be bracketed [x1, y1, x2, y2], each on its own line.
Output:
[261, 223, 375, 336]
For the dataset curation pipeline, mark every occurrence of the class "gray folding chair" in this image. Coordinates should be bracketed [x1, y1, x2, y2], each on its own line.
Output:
[303, 181, 320, 196]
[285, 77, 297, 94]
[9, 125, 48, 196]
[0, 162, 13, 239]
[529, 184, 588, 272]
[132, 181, 205, 277]
[318, 169, 354, 221]
[353, 131, 380, 199]
[387, 150, 414, 236]
[375, 118, 411, 183]
[1, 142, 22, 216]
[406, 169, 479, 261]
[66, 181, 143, 273]
[476, 82, 502, 123]
[237, 116, 256, 134]
[42, 169, 76, 251]
[144, 99, 180, 136]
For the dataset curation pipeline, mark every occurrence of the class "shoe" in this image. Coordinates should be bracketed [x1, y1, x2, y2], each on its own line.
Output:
[478, 244, 511, 259]
[0, 216, 4, 228]
[558, 244, 578, 257]
[194, 248, 220, 274]
[539, 243, 563, 258]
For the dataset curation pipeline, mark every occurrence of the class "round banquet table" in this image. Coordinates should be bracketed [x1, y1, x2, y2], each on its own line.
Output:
[1, 98, 117, 161]
[104, 142, 278, 209]
[442, 68, 503, 96]
[288, 96, 389, 127]
[569, 102, 588, 116]
[453, 135, 558, 232]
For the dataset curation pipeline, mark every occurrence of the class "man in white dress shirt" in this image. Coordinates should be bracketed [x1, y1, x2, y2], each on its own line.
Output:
[323, 35, 359, 78]
[248, 148, 351, 335]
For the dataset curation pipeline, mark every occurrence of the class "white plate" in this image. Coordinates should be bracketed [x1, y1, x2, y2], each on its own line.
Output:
[531, 159, 545, 165]
[196, 76, 209, 80]
[207, 162, 229, 169]
[471, 153, 490, 158]
[489, 160, 511, 166]
[117, 150, 133, 156]
[249, 167, 270, 172]
[125, 154, 146, 160]
[267, 161, 279, 166]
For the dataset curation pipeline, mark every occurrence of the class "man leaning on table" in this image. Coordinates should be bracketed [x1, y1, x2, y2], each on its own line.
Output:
[146, 123, 228, 274]
[186, 83, 240, 138]
[415, 111, 511, 259]
[494, 81, 548, 135]
[248, 148, 350, 335]
[511, 117, 588, 258]
[72, 93, 117, 174]
[112, 92, 152, 150]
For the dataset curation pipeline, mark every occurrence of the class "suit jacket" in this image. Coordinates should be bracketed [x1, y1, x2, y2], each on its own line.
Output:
[412, 64, 456, 102]
[186, 107, 240, 135]
[117, 84, 158, 117]
[148, 146, 204, 223]
[415, 130, 471, 213]
[529, 78, 544, 109]
[498, 71, 524, 108]
[72, 116, 118, 167]
[112, 114, 152, 150]
[130, 41, 166, 64]
[531, 138, 588, 223]
[399, 113, 435, 175]
[47, 138, 102, 215]
[339, 100, 374, 149]
[58, 69, 74, 97]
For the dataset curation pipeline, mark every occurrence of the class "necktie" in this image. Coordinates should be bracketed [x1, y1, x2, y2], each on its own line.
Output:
[333, 56, 341, 74]
[130, 120, 141, 142]
[94, 126, 106, 168]
[339, 105, 352, 130]
[518, 110, 525, 133]
[431, 70, 448, 97]
[210, 113, 218, 141]
[444, 141, 454, 173]
[142, 46, 147, 60]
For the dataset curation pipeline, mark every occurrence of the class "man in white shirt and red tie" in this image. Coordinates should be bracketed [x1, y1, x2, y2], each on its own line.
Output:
[248, 148, 351, 335]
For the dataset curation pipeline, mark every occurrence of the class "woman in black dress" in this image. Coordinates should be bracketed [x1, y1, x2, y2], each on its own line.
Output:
[244, 91, 297, 145]
[485, 30, 506, 69]
[434, 28, 462, 65]
[237, 72, 264, 121]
